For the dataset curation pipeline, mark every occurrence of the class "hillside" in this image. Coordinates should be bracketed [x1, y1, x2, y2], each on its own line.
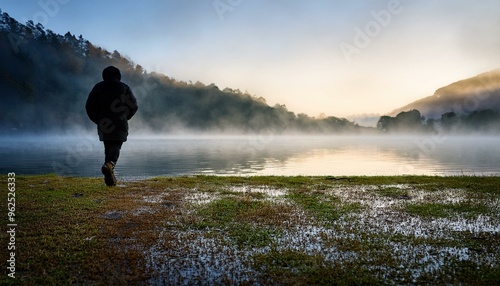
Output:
[388, 70, 500, 119]
[0, 10, 361, 135]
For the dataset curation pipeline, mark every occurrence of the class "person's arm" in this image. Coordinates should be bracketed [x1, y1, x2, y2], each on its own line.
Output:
[124, 85, 138, 120]
[85, 86, 100, 124]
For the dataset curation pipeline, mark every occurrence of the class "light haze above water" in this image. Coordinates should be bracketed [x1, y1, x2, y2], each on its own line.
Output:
[1, 135, 499, 179]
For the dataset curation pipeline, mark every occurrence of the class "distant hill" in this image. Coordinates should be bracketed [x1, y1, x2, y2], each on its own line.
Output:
[0, 9, 362, 134]
[378, 70, 500, 134]
[388, 70, 500, 119]
[345, 113, 381, 128]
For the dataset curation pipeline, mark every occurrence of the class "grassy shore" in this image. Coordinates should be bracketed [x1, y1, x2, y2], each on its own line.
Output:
[1, 175, 499, 285]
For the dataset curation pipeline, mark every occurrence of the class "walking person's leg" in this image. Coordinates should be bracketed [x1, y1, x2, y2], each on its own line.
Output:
[102, 140, 123, 186]
[104, 140, 123, 164]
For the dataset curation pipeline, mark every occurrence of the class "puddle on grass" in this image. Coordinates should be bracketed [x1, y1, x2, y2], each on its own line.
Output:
[133, 206, 154, 216]
[184, 186, 288, 205]
[184, 192, 219, 205]
[228, 186, 288, 198]
[409, 188, 468, 204]
[101, 210, 123, 220]
[329, 185, 498, 237]
[135, 184, 499, 284]
[146, 230, 265, 285]
[142, 194, 165, 204]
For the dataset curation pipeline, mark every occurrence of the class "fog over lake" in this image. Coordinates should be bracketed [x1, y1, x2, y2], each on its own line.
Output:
[1, 135, 499, 179]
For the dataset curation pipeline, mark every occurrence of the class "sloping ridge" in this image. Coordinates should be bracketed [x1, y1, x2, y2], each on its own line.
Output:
[388, 69, 500, 118]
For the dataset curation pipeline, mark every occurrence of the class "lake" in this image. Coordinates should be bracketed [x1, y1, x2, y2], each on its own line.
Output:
[1, 134, 499, 179]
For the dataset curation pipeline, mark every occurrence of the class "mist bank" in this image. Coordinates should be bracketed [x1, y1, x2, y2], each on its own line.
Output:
[1, 10, 499, 136]
[378, 109, 500, 135]
[2, 134, 500, 177]
[382, 69, 500, 135]
[0, 11, 366, 136]
[388, 69, 500, 119]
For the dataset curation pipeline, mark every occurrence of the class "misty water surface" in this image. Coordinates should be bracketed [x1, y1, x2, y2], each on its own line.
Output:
[1, 135, 499, 179]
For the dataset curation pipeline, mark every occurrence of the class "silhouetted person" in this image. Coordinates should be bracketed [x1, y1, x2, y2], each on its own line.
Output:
[86, 66, 138, 186]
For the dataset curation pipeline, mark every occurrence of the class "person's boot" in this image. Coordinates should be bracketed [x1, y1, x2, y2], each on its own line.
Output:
[101, 161, 117, 186]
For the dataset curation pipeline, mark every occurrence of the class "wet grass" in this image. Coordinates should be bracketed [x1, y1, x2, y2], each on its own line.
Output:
[253, 249, 380, 285]
[191, 197, 279, 248]
[0, 175, 499, 285]
[405, 201, 492, 219]
[287, 189, 362, 223]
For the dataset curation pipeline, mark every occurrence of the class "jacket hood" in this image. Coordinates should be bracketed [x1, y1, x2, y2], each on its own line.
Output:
[102, 66, 121, 81]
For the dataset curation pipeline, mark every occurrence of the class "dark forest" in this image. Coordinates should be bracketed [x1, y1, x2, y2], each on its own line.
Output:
[1, 9, 499, 135]
[0, 10, 362, 135]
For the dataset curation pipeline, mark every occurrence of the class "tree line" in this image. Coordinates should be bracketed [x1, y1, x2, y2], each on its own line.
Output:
[2, 10, 497, 135]
[377, 109, 500, 134]
[0, 10, 362, 135]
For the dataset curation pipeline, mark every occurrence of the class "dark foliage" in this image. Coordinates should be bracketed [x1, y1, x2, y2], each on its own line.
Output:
[387, 69, 500, 119]
[377, 109, 427, 133]
[377, 109, 500, 134]
[0, 11, 360, 134]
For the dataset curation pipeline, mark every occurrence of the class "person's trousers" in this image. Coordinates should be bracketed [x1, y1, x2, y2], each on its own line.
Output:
[103, 140, 123, 163]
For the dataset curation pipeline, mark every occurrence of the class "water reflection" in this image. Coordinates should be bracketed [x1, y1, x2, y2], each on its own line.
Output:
[1, 135, 499, 178]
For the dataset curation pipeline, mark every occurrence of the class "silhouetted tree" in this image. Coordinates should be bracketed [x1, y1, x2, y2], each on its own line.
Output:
[377, 110, 426, 133]
[377, 116, 395, 132]
[440, 112, 460, 132]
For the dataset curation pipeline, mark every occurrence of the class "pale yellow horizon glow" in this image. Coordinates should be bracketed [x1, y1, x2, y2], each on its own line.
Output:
[4, 0, 498, 118]
[153, 50, 496, 118]
[140, 0, 500, 118]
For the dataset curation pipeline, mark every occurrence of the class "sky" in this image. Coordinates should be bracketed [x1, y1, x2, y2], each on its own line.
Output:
[2, 0, 500, 117]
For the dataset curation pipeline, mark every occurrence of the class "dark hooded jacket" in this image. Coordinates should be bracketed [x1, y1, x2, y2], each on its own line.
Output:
[86, 66, 138, 142]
